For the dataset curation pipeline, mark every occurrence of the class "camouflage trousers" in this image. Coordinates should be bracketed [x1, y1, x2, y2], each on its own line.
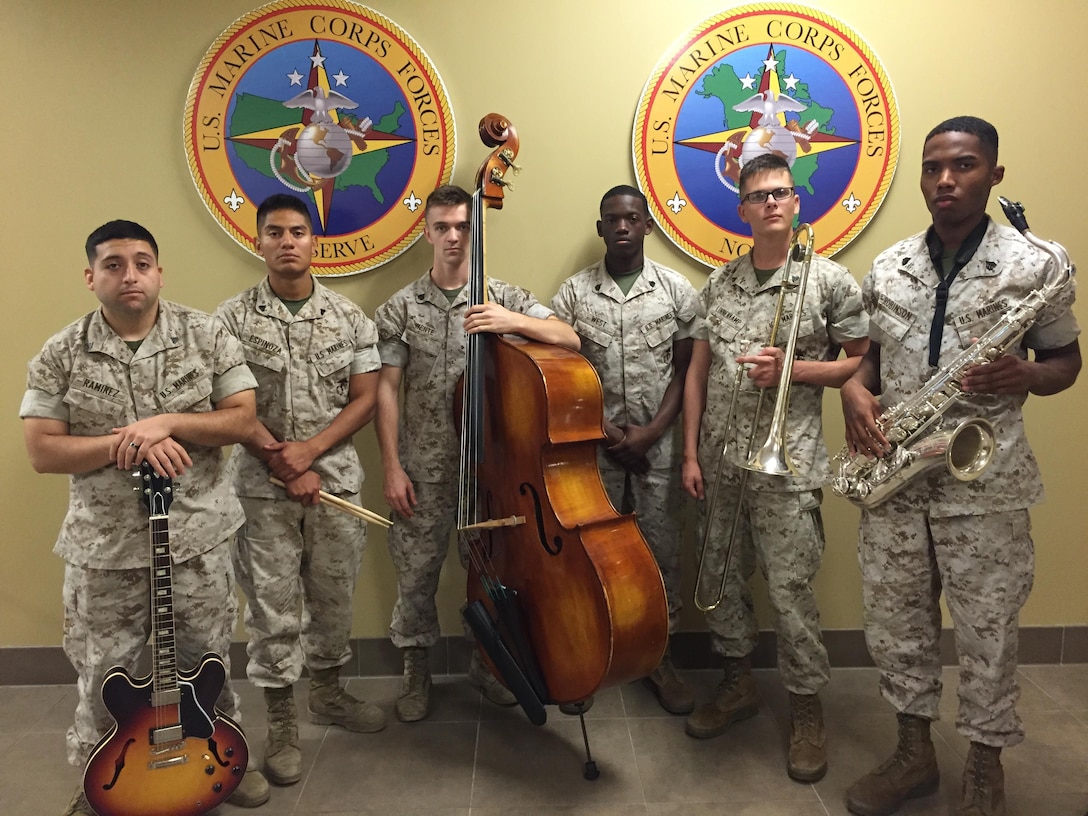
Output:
[859, 500, 1034, 746]
[234, 495, 366, 688]
[599, 465, 683, 634]
[62, 540, 239, 767]
[697, 484, 830, 694]
[387, 480, 471, 649]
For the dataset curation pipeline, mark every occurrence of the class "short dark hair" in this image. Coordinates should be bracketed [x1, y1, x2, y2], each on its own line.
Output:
[425, 184, 473, 218]
[925, 116, 999, 162]
[85, 220, 158, 264]
[256, 194, 312, 232]
[600, 184, 649, 215]
[738, 153, 794, 194]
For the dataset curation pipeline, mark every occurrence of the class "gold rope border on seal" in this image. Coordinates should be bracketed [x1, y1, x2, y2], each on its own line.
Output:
[183, 0, 456, 276]
[632, 2, 900, 266]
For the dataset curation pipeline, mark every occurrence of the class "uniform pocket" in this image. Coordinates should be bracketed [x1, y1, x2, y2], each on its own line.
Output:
[575, 319, 614, 349]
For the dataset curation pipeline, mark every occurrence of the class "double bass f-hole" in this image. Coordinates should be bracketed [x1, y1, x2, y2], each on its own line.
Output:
[519, 482, 563, 556]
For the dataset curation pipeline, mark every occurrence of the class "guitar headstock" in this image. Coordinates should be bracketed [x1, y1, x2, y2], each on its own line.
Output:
[137, 462, 174, 516]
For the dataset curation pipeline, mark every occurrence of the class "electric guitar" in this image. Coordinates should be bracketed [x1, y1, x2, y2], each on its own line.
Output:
[83, 464, 248, 816]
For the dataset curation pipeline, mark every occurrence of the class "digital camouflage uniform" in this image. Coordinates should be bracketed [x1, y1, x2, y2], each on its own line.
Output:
[215, 277, 381, 688]
[695, 253, 867, 694]
[860, 219, 1079, 745]
[552, 257, 701, 633]
[375, 273, 553, 648]
[19, 301, 257, 765]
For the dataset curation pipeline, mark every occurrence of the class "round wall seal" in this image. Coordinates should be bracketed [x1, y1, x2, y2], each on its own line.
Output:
[633, 3, 899, 266]
[184, 1, 454, 276]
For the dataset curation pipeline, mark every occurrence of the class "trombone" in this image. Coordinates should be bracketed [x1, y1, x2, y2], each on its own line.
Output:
[693, 223, 814, 612]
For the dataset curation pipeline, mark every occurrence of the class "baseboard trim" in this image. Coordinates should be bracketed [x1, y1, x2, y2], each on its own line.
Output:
[3, 626, 1086, 685]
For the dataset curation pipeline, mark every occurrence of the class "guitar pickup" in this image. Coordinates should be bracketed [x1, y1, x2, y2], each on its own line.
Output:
[152, 725, 184, 744]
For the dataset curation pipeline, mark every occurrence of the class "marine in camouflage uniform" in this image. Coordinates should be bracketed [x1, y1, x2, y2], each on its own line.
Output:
[19, 220, 267, 813]
[216, 195, 384, 786]
[375, 184, 580, 722]
[842, 117, 1081, 816]
[551, 185, 701, 715]
[682, 155, 869, 783]
[692, 250, 867, 679]
[376, 274, 552, 642]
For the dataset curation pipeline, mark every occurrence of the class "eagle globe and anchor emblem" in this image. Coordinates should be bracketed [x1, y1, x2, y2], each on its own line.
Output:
[634, 4, 900, 265]
[715, 88, 820, 195]
[272, 84, 373, 190]
[184, 1, 455, 276]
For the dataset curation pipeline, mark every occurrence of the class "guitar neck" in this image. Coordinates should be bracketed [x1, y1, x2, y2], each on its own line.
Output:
[149, 508, 181, 707]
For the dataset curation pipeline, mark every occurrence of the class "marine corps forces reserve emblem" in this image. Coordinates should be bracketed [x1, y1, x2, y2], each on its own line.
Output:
[184, 1, 454, 276]
[634, 4, 899, 266]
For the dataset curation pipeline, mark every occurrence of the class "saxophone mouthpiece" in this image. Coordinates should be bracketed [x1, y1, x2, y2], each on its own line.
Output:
[999, 196, 1030, 233]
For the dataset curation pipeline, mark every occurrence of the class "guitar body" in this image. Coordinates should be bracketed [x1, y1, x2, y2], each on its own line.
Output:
[84, 653, 248, 816]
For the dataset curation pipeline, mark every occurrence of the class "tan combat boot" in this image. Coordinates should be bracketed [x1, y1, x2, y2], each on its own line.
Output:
[61, 787, 94, 816]
[226, 768, 271, 808]
[643, 648, 695, 715]
[308, 666, 386, 732]
[845, 713, 940, 816]
[263, 685, 302, 786]
[788, 692, 827, 782]
[468, 650, 517, 706]
[957, 742, 1005, 816]
[685, 654, 759, 739]
[395, 646, 432, 722]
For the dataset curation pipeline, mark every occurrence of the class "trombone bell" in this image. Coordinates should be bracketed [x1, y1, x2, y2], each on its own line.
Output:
[744, 436, 797, 475]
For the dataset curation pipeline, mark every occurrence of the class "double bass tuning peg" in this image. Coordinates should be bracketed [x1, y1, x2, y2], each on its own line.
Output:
[489, 168, 515, 190]
[499, 148, 521, 174]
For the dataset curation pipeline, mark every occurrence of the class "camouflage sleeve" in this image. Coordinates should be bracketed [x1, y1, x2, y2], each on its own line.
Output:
[493, 280, 553, 320]
[860, 269, 885, 344]
[20, 333, 72, 420]
[690, 276, 713, 341]
[825, 264, 869, 344]
[19, 388, 68, 421]
[550, 278, 576, 325]
[211, 321, 258, 403]
[351, 312, 382, 375]
[374, 294, 409, 367]
[674, 277, 702, 339]
[1026, 257, 1080, 350]
[212, 300, 241, 338]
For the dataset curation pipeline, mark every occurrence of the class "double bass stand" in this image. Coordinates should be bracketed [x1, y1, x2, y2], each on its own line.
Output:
[463, 598, 601, 781]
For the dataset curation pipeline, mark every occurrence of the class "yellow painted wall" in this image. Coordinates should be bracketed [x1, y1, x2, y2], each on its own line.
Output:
[3, 0, 1085, 648]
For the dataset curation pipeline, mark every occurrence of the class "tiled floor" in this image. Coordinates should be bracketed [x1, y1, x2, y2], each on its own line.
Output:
[2, 665, 1086, 816]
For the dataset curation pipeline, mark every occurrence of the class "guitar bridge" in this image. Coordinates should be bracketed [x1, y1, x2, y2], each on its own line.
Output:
[148, 753, 189, 769]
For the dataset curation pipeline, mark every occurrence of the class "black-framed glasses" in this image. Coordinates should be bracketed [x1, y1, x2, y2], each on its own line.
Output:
[741, 186, 795, 205]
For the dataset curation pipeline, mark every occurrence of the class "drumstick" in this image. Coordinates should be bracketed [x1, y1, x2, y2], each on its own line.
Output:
[268, 478, 393, 528]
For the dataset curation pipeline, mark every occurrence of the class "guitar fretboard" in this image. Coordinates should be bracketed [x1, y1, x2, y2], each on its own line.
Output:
[149, 511, 180, 707]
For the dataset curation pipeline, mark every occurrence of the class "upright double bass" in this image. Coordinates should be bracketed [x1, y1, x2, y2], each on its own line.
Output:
[459, 114, 668, 729]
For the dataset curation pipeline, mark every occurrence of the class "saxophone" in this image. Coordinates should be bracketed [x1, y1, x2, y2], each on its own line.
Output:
[831, 197, 1075, 508]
